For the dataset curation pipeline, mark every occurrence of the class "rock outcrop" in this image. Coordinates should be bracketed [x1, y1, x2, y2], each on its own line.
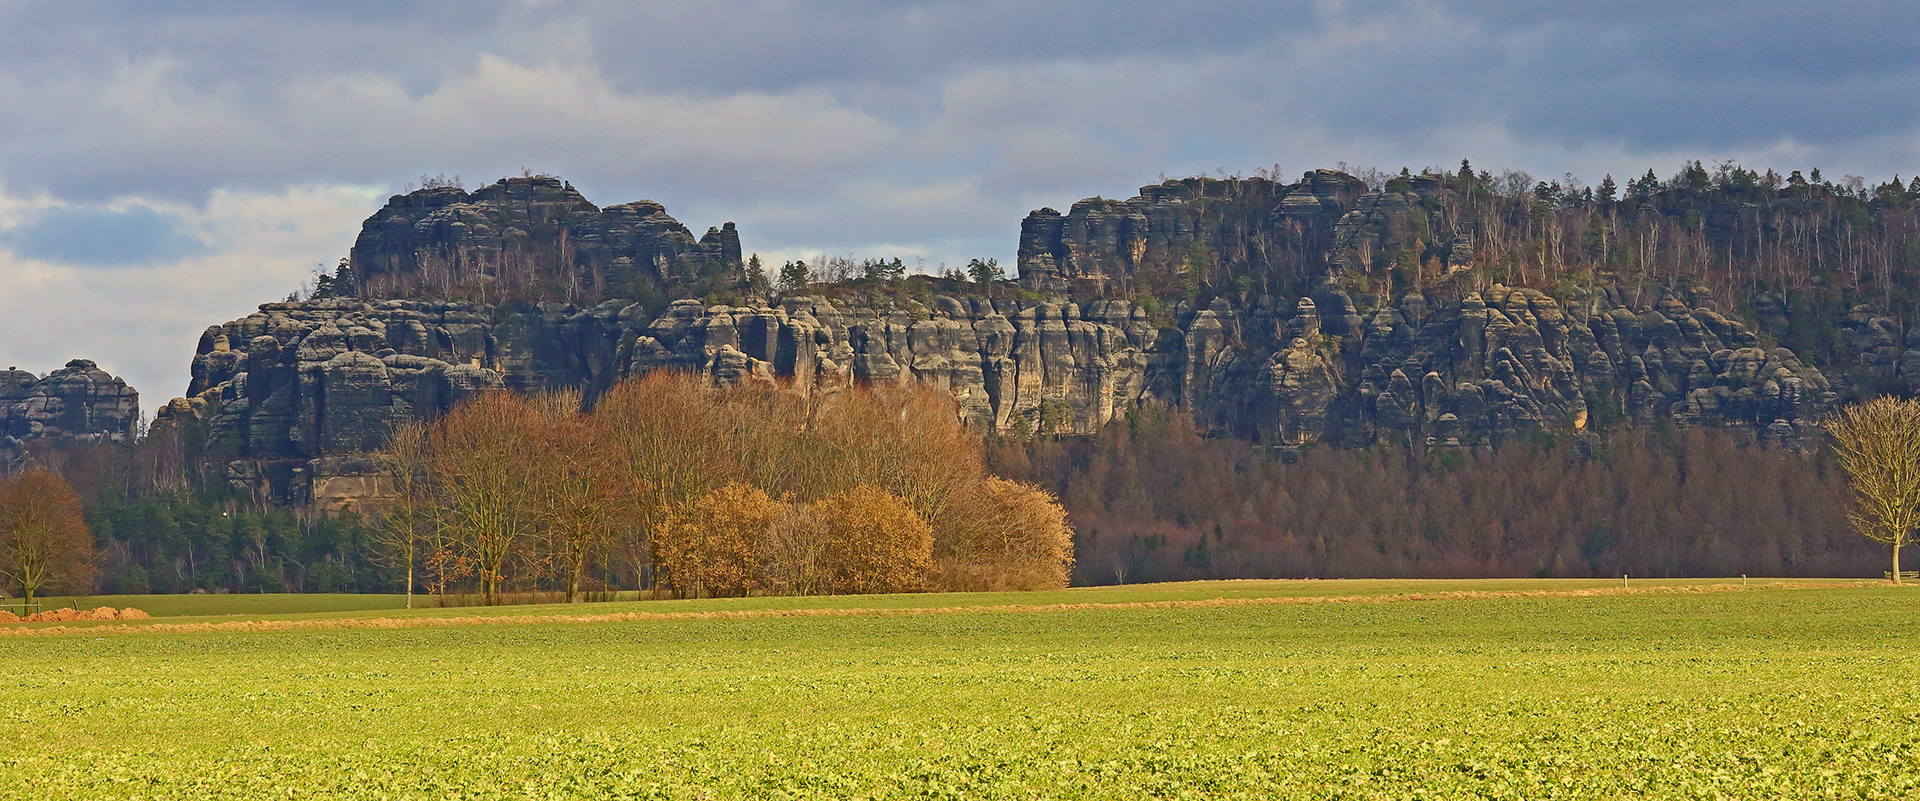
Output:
[143, 170, 1850, 509]
[350, 176, 740, 300]
[1017, 171, 1368, 286]
[159, 279, 1831, 507]
[1, 359, 140, 455]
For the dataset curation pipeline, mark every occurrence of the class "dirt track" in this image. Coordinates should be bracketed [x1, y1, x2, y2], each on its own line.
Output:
[0, 581, 1866, 638]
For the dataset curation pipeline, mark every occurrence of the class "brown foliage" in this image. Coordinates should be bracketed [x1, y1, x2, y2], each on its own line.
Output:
[998, 405, 1872, 583]
[594, 372, 790, 587]
[0, 470, 94, 602]
[428, 391, 543, 603]
[529, 389, 631, 601]
[937, 478, 1074, 591]
[797, 386, 982, 522]
[811, 485, 933, 594]
[758, 504, 831, 596]
[655, 483, 781, 598]
[386, 370, 1070, 597]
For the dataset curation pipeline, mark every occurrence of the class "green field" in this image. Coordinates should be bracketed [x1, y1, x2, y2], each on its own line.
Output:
[6, 579, 1919, 799]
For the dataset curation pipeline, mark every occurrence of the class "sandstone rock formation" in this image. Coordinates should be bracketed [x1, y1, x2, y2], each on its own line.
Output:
[350, 176, 740, 301]
[1017, 171, 1368, 287]
[143, 170, 1854, 509]
[1, 359, 140, 455]
[159, 277, 1832, 507]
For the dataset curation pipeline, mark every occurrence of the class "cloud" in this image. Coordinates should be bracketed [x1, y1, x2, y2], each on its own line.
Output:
[0, 184, 386, 409]
[1, 204, 206, 267]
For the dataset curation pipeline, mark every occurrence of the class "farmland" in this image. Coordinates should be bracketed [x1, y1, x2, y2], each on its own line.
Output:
[5, 579, 1920, 799]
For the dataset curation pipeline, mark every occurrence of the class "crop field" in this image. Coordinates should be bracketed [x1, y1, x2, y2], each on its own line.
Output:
[5, 579, 1919, 799]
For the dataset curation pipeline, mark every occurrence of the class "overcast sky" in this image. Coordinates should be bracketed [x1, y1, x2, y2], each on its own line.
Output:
[1, 1, 1917, 413]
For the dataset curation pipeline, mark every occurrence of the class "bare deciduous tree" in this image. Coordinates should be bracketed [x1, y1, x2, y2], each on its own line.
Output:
[430, 391, 542, 603]
[1828, 396, 1920, 583]
[530, 389, 627, 602]
[369, 420, 433, 608]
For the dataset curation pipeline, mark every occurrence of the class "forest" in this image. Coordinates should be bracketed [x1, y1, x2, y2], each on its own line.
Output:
[13, 374, 1074, 600]
[991, 405, 1876, 584]
[14, 158, 1920, 595]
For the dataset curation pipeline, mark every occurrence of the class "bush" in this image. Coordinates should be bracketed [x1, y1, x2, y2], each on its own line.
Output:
[935, 478, 1074, 591]
[656, 483, 781, 598]
[812, 485, 932, 594]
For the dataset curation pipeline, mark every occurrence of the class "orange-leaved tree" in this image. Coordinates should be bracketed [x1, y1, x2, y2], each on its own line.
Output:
[595, 371, 738, 595]
[655, 482, 781, 598]
[0, 470, 95, 604]
[811, 484, 932, 594]
[937, 477, 1074, 591]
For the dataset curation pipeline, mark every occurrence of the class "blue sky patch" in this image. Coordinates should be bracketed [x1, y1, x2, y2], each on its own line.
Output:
[2, 205, 206, 267]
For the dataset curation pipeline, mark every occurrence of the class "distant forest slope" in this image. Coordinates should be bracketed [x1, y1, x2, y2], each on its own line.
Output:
[992, 406, 1875, 583]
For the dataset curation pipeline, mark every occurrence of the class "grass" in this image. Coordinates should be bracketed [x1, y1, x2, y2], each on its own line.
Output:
[5, 578, 1919, 799]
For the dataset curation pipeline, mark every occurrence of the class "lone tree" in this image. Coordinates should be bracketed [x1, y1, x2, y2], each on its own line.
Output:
[0, 470, 94, 604]
[370, 420, 433, 609]
[1828, 396, 1920, 583]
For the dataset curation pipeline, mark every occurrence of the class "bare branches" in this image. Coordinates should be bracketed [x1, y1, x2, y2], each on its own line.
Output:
[377, 370, 1073, 599]
[1827, 396, 1920, 583]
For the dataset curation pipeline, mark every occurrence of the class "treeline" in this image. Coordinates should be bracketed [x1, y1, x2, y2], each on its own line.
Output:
[24, 441, 379, 595]
[991, 405, 1880, 583]
[376, 373, 1072, 603]
[1435, 161, 1920, 324]
[1155, 162, 1920, 343]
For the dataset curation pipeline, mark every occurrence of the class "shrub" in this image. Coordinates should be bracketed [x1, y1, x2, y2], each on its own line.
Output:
[656, 483, 781, 598]
[935, 478, 1074, 591]
[812, 485, 932, 594]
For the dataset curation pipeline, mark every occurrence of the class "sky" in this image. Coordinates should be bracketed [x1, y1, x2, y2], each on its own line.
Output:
[1, 1, 1917, 415]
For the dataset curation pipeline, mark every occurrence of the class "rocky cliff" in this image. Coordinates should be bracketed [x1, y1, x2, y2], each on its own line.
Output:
[149, 170, 1879, 509]
[1017, 170, 1379, 289]
[1, 359, 140, 456]
[350, 176, 741, 301]
[158, 279, 1831, 507]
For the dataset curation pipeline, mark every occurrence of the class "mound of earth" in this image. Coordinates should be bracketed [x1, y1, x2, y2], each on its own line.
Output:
[0, 606, 150, 623]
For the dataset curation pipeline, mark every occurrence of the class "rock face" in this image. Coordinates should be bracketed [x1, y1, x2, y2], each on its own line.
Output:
[1, 359, 140, 453]
[160, 279, 1832, 507]
[148, 170, 1848, 509]
[1017, 171, 1367, 286]
[350, 177, 741, 300]
[1184, 284, 1832, 451]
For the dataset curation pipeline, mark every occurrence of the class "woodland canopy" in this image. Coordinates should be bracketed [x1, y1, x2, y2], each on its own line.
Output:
[371, 372, 1075, 603]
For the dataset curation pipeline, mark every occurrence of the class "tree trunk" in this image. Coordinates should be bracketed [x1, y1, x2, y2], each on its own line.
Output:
[1895, 542, 1903, 585]
[406, 560, 415, 610]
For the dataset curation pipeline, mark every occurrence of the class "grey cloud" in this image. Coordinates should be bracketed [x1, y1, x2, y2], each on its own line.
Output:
[0, 0, 1915, 209]
[1, 205, 206, 267]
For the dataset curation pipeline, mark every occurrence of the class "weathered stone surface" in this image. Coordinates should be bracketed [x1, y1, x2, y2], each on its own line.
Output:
[350, 177, 740, 299]
[0, 359, 140, 453]
[1017, 171, 1366, 286]
[144, 169, 1852, 508]
[159, 276, 1832, 507]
